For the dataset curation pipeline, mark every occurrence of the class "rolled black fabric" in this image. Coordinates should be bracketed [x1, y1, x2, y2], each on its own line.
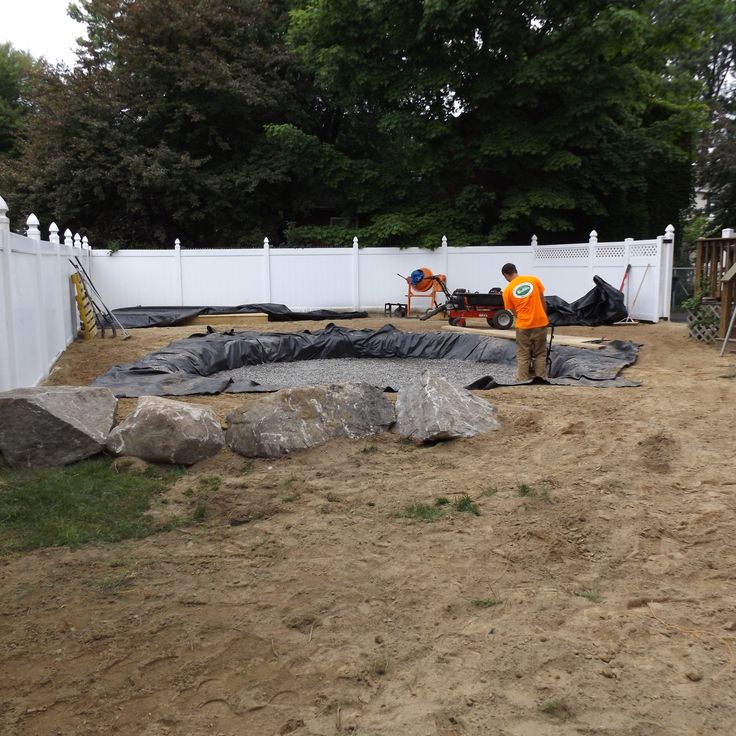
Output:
[107, 304, 368, 328]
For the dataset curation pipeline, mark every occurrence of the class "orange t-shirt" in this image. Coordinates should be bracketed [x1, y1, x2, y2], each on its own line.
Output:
[502, 275, 548, 329]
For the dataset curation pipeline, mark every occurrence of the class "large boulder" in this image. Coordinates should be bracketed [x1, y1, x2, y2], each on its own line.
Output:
[107, 396, 224, 465]
[226, 383, 395, 458]
[0, 386, 117, 468]
[395, 370, 499, 443]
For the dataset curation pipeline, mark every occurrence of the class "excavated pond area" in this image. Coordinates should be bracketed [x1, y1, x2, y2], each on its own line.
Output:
[91, 324, 641, 396]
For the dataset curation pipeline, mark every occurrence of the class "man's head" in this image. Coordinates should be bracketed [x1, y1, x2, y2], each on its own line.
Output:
[501, 263, 518, 282]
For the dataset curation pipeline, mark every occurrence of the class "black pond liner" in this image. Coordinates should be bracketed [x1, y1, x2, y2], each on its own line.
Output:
[91, 324, 641, 397]
[108, 304, 368, 328]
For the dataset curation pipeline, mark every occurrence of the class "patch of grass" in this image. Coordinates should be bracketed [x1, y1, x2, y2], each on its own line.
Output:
[198, 475, 221, 492]
[540, 699, 573, 721]
[367, 501, 376, 507]
[396, 503, 443, 523]
[0, 458, 184, 555]
[193, 503, 207, 522]
[434, 496, 450, 506]
[472, 598, 502, 608]
[432, 459, 458, 470]
[480, 485, 498, 497]
[281, 475, 297, 490]
[282, 493, 301, 503]
[370, 655, 391, 676]
[241, 460, 255, 474]
[517, 483, 535, 497]
[454, 494, 480, 515]
[95, 572, 136, 597]
[578, 588, 602, 603]
[541, 489, 553, 503]
[361, 445, 378, 454]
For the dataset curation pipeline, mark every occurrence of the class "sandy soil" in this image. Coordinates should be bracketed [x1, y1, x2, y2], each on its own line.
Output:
[2, 317, 736, 736]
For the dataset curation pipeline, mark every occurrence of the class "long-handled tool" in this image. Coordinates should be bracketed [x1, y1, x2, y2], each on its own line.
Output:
[546, 325, 556, 376]
[69, 257, 132, 340]
[720, 303, 736, 358]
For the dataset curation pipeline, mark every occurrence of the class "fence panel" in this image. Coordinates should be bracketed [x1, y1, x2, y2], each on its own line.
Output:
[87, 231, 674, 319]
[0, 198, 87, 391]
[181, 249, 266, 306]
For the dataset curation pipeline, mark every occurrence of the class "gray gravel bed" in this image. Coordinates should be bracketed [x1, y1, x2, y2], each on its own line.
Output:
[217, 357, 518, 390]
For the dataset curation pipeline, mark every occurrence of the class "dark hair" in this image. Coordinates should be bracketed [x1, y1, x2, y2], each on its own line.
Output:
[501, 263, 517, 276]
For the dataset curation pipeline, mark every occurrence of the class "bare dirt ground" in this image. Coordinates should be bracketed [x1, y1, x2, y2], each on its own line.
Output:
[2, 317, 736, 736]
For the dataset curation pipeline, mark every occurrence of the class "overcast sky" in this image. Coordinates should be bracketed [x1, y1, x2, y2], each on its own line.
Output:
[1, 0, 86, 66]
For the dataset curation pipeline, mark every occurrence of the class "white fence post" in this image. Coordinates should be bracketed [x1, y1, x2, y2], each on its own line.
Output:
[49, 222, 67, 354]
[531, 234, 538, 247]
[352, 236, 360, 309]
[174, 238, 183, 306]
[588, 230, 598, 283]
[441, 235, 449, 278]
[0, 195, 17, 390]
[64, 229, 78, 335]
[263, 237, 271, 302]
[27, 214, 49, 380]
[623, 237, 633, 308]
[661, 224, 675, 319]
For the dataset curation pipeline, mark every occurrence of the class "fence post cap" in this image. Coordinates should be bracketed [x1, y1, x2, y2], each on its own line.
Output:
[589, 230, 598, 238]
[352, 236, 359, 247]
[174, 238, 181, 249]
[531, 234, 538, 246]
[26, 213, 40, 226]
[64, 228, 72, 237]
[49, 222, 59, 233]
[0, 195, 8, 213]
[263, 237, 270, 247]
[82, 236, 89, 247]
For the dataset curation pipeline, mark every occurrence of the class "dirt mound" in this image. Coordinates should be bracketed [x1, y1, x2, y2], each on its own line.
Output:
[2, 319, 736, 735]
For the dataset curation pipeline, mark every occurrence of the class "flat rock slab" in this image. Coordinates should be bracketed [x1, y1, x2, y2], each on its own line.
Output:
[107, 396, 224, 465]
[0, 386, 117, 468]
[395, 370, 499, 443]
[226, 383, 395, 457]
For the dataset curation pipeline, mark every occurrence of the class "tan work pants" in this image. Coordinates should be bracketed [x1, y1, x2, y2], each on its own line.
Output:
[515, 326, 548, 381]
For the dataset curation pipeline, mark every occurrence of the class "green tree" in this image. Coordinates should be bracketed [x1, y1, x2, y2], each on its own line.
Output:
[0, 44, 36, 156]
[6, 0, 313, 247]
[274, 0, 705, 246]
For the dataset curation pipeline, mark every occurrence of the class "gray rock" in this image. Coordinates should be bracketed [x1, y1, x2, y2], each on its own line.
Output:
[226, 383, 395, 458]
[107, 396, 223, 465]
[395, 370, 499, 443]
[0, 386, 117, 468]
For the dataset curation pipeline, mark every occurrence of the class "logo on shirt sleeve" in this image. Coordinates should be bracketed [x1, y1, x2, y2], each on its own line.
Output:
[512, 282, 534, 298]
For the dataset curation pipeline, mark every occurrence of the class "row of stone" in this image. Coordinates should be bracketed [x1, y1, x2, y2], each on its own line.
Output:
[0, 372, 499, 469]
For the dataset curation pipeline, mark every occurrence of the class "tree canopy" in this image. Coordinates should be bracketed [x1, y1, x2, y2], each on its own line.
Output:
[0, 0, 731, 247]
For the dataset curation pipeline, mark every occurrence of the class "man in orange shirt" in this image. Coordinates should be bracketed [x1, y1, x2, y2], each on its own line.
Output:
[501, 263, 549, 381]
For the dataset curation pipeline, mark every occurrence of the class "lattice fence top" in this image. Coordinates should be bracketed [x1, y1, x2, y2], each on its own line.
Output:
[534, 246, 590, 260]
[595, 245, 626, 258]
[630, 243, 659, 257]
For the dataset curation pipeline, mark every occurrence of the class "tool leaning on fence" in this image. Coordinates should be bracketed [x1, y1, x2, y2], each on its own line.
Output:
[68, 257, 131, 340]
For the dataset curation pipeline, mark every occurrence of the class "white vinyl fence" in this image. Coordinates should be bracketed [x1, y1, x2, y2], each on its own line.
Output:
[0, 197, 91, 391]
[89, 227, 675, 324]
[0, 185, 675, 391]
